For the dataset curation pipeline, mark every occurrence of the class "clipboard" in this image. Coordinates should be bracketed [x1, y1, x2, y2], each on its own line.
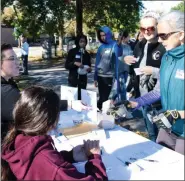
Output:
[59, 122, 99, 139]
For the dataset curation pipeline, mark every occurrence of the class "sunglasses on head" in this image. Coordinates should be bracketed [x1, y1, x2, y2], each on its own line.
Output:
[157, 31, 179, 40]
[140, 26, 156, 33]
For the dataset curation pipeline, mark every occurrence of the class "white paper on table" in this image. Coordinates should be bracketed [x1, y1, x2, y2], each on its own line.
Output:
[81, 89, 97, 123]
[51, 135, 73, 152]
[102, 100, 111, 114]
[60, 129, 107, 148]
[92, 129, 107, 140]
[61, 85, 78, 101]
[51, 135, 68, 143]
[58, 109, 78, 128]
[55, 141, 73, 152]
[130, 161, 184, 180]
[134, 68, 143, 76]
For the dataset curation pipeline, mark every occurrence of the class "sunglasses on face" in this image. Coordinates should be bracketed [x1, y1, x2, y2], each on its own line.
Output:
[157, 31, 179, 40]
[140, 26, 156, 33]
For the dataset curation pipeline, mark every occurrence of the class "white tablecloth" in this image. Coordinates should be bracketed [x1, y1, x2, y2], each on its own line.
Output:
[52, 126, 184, 180]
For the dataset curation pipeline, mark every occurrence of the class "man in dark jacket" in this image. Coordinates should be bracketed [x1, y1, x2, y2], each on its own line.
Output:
[124, 11, 166, 141]
[65, 34, 91, 100]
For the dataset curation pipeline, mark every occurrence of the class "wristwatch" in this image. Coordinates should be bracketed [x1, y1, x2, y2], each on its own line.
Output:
[170, 110, 181, 120]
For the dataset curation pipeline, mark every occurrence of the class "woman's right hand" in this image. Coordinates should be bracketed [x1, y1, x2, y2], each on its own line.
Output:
[83, 140, 100, 157]
[124, 56, 137, 65]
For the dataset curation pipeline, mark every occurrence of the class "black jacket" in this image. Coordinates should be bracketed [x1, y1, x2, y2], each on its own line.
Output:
[1, 77, 20, 138]
[65, 47, 91, 87]
[127, 39, 166, 98]
[1, 76, 69, 140]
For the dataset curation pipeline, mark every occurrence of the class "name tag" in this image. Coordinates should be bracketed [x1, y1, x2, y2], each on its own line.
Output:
[175, 69, 184, 80]
[75, 55, 81, 59]
[105, 49, 111, 54]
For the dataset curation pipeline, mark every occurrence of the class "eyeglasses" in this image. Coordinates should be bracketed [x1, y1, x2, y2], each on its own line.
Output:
[2, 56, 19, 62]
[157, 32, 179, 40]
[140, 26, 156, 33]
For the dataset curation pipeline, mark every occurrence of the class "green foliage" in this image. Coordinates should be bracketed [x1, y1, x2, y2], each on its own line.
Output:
[1, 7, 15, 26]
[171, 1, 184, 12]
[2, 0, 143, 39]
[1, 0, 14, 10]
[2, 0, 75, 39]
[83, 0, 144, 34]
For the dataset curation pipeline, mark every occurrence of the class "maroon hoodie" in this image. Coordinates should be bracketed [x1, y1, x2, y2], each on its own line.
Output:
[2, 134, 108, 180]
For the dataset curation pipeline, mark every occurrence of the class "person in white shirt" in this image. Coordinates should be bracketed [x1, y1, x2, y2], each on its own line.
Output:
[21, 35, 29, 75]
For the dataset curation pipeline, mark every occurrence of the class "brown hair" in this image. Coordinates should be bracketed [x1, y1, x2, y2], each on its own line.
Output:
[1, 85, 60, 180]
[1, 43, 13, 63]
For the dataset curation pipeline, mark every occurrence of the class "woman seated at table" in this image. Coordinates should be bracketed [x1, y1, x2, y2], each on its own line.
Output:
[1, 86, 108, 180]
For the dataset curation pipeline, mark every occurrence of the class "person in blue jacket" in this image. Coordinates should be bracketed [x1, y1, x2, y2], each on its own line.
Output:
[130, 11, 184, 155]
[94, 26, 122, 110]
[109, 29, 133, 102]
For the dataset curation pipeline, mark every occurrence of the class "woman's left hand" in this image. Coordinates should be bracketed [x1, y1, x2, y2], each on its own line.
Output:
[73, 145, 88, 162]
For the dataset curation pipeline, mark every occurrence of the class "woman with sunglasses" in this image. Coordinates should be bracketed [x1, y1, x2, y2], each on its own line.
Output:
[123, 11, 166, 142]
[129, 11, 184, 155]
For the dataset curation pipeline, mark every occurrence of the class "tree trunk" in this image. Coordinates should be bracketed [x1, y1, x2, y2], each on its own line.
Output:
[18, 37, 21, 48]
[76, 0, 83, 36]
[58, 21, 64, 50]
[59, 34, 63, 50]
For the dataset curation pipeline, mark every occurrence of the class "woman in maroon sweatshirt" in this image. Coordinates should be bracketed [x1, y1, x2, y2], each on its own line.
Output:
[1, 86, 108, 181]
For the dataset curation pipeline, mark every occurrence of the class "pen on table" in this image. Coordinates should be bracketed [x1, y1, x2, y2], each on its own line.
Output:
[116, 156, 131, 166]
[116, 156, 144, 170]
[100, 146, 105, 155]
[130, 157, 159, 163]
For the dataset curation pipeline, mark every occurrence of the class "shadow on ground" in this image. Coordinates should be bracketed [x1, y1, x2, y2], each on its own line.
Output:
[17, 60, 147, 136]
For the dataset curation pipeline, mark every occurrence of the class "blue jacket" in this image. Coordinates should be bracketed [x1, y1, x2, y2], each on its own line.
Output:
[118, 43, 132, 74]
[94, 26, 122, 82]
[160, 45, 185, 137]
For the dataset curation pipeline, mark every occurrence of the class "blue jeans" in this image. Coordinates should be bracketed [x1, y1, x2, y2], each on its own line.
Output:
[141, 105, 159, 142]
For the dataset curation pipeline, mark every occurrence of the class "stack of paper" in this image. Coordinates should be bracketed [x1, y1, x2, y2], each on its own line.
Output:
[60, 86, 98, 123]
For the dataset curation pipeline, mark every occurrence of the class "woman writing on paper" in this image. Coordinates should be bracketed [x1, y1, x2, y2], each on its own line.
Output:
[1, 86, 107, 180]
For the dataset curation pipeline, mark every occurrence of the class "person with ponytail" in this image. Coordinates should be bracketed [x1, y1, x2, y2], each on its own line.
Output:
[1, 86, 107, 180]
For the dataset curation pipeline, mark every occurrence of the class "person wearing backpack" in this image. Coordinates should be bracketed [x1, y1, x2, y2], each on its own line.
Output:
[94, 26, 122, 110]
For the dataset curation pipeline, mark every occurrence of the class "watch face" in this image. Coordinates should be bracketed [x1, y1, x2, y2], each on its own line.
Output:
[171, 111, 178, 119]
